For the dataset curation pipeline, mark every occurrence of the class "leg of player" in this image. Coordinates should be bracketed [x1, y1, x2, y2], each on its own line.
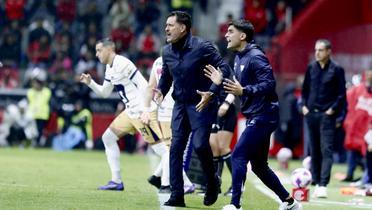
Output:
[98, 128, 124, 191]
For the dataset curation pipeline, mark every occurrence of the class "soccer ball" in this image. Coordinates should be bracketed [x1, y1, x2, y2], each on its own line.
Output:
[276, 147, 292, 162]
[291, 168, 312, 188]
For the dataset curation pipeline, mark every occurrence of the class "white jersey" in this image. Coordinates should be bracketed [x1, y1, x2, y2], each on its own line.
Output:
[151, 57, 174, 122]
[93, 55, 156, 118]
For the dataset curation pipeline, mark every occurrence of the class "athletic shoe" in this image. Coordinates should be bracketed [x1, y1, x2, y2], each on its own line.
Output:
[184, 184, 195, 194]
[279, 199, 302, 210]
[158, 186, 171, 194]
[163, 196, 186, 207]
[97, 181, 124, 191]
[203, 176, 221, 206]
[147, 175, 161, 189]
[222, 204, 242, 210]
[315, 186, 327, 198]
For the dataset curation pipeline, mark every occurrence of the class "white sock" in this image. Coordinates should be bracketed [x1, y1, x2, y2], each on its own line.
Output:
[153, 159, 163, 177]
[161, 151, 170, 186]
[102, 129, 121, 183]
[151, 142, 169, 186]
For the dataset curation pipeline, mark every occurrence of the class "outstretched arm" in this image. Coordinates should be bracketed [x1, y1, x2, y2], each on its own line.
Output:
[80, 73, 114, 98]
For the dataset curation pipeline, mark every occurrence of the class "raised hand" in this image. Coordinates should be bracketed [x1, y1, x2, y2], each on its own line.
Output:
[204, 64, 223, 85]
[80, 73, 92, 85]
[223, 77, 243, 96]
[153, 88, 164, 105]
[195, 90, 214, 112]
[140, 111, 151, 125]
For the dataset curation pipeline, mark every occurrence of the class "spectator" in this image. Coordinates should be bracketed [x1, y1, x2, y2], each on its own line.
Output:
[27, 69, 52, 147]
[56, 0, 77, 24]
[134, 0, 161, 35]
[244, 0, 268, 34]
[343, 68, 372, 182]
[0, 32, 21, 67]
[109, 0, 131, 30]
[136, 25, 161, 60]
[111, 19, 135, 55]
[4, 0, 27, 25]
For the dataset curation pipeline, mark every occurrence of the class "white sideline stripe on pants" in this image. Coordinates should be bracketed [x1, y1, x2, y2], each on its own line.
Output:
[252, 176, 372, 209]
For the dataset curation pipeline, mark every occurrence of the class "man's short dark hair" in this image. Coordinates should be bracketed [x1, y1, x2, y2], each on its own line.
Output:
[97, 37, 115, 49]
[229, 19, 255, 42]
[167, 11, 192, 33]
[316, 39, 332, 50]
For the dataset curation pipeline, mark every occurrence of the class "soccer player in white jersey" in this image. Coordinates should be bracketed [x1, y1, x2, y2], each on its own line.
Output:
[141, 56, 195, 194]
[80, 38, 168, 191]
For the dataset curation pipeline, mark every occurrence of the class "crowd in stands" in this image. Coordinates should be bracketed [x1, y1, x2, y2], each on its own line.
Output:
[0, 0, 312, 149]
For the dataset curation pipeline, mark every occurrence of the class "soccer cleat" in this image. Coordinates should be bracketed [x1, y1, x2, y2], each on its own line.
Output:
[163, 196, 186, 207]
[184, 184, 195, 194]
[158, 186, 171, 194]
[97, 181, 124, 191]
[279, 199, 302, 210]
[147, 175, 161, 189]
[222, 204, 242, 210]
[203, 176, 221, 206]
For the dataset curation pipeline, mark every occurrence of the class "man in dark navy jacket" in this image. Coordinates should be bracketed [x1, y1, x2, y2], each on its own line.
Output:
[204, 19, 301, 210]
[155, 11, 232, 207]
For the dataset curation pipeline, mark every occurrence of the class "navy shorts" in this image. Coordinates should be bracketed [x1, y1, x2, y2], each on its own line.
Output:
[211, 105, 237, 133]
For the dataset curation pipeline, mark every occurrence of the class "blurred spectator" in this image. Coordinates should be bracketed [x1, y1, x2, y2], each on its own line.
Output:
[54, 33, 74, 60]
[56, 0, 77, 24]
[27, 0, 56, 25]
[27, 69, 52, 147]
[5, 99, 39, 147]
[80, 35, 98, 60]
[275, 82, 302, 150]
[134, 0, 161, 35]
[244, 0, 268, 34]
[0, 68, 19, 89]
[0, 32, 21, 67]
[49, 51, 73, 75]
[78, 2, 103, 33]
[52, 99, 92, 151]
[167, 0, 193, 16]
[109, 0, 131, 30]
[343, 69, 372, 182]
[75, 51, 97, 75]
[111, 19, 135, 56]
[136, 25, 161, 60]
[27, 18, 53, 67]
[4, 0, 27, 25]
[274, 0, 287, 34]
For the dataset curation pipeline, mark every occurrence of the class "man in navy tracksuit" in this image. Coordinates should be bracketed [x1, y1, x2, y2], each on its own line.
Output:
[205, 20, 301, 210]
[155, 11, 232, 207]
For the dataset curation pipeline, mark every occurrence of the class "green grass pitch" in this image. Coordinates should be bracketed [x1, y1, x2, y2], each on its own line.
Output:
[0, 148, 371, 210]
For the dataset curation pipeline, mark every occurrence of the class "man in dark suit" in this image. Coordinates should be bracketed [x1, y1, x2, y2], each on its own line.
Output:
[154, 11, 231, 207]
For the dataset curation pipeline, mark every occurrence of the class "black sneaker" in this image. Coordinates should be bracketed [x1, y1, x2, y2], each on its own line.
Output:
[147, 175, 161, 189]
[203, 176, 221, 206]
[158, 186, 171, 194]
[163, 196, 186, 207]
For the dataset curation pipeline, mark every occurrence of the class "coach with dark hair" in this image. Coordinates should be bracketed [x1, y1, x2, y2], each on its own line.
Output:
[204, 19, 302, 210]
[301, 39, 346, 198]
[154, 11, 232, 207]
